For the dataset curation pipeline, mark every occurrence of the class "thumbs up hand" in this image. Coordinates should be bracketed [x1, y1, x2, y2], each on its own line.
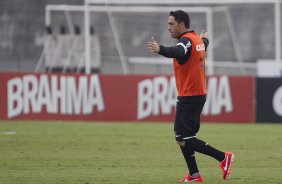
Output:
[148, 36, 160, 53]
[200, 29, 209, 39]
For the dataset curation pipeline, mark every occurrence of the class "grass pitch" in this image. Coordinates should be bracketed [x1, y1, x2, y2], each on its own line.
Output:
[0, 121, 282, 184]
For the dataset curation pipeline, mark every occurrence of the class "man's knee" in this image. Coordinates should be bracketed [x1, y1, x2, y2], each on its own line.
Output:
[177, 138, 197, 148]
[177, 141, 185, 147]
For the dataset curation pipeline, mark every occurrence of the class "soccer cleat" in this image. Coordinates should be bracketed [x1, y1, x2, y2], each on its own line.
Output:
[219, 152, 235, 180]
[178, 175, 203, 182]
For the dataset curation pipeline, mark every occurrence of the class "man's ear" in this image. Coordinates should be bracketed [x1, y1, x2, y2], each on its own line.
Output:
[179, 22, 185, 28]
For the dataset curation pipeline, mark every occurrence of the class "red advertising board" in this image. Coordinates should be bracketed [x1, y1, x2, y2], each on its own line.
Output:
[201, 75, 255, 123]
[0, 72, 254, 123]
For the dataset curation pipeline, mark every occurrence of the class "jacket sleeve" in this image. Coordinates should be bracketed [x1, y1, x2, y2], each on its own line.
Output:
[158, 45, 185, 58]
[158, 37, 192, 59]
[202, 38, 209, 50]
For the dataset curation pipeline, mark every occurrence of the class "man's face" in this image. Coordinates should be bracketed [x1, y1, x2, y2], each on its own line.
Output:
[168, 16, 181, 38]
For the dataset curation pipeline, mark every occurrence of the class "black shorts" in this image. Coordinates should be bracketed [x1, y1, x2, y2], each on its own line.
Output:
[174, 95, 206, 142]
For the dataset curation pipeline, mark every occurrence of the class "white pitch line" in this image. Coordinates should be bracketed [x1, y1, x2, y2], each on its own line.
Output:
[0, 131, 17, 135]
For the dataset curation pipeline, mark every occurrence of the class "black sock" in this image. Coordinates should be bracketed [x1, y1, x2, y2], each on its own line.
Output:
[180, 145, 199, 176]
[186, 138, 225, 162]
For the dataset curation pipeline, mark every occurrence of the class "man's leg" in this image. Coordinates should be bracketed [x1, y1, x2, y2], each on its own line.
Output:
[177, 141, 199, 176]
[175, 97, 234, 181]
[185, 138, 225, 162]
[175, 101, 201, 178]
[181, 148, 199, 176]
[177, 140, 203, 182]
[184, 98, 225, 162]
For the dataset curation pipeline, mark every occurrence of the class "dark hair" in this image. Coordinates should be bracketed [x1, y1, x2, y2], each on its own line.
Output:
[170, 10, 190, 28]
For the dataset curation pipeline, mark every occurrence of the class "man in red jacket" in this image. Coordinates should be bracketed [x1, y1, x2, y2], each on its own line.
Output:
[148, 10, 234, 182]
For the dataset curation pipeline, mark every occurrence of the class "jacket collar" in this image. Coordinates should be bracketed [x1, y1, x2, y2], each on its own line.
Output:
[178, 30, 195, 39]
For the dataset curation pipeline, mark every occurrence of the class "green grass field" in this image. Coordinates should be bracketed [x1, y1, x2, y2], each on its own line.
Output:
[0, 121, 282, 184]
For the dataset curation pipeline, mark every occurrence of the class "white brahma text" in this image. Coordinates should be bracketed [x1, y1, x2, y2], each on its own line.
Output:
[8, 74, 104, 118]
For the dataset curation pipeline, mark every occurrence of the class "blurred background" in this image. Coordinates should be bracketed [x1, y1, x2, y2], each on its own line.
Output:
[0, 0, 281, 76]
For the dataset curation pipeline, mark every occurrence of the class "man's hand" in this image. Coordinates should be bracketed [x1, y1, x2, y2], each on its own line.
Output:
[147, 36, 160, 53]
[200, 29, 208, 39]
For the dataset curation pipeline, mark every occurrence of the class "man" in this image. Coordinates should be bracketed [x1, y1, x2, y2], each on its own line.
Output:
[147, 10, 235, 182]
